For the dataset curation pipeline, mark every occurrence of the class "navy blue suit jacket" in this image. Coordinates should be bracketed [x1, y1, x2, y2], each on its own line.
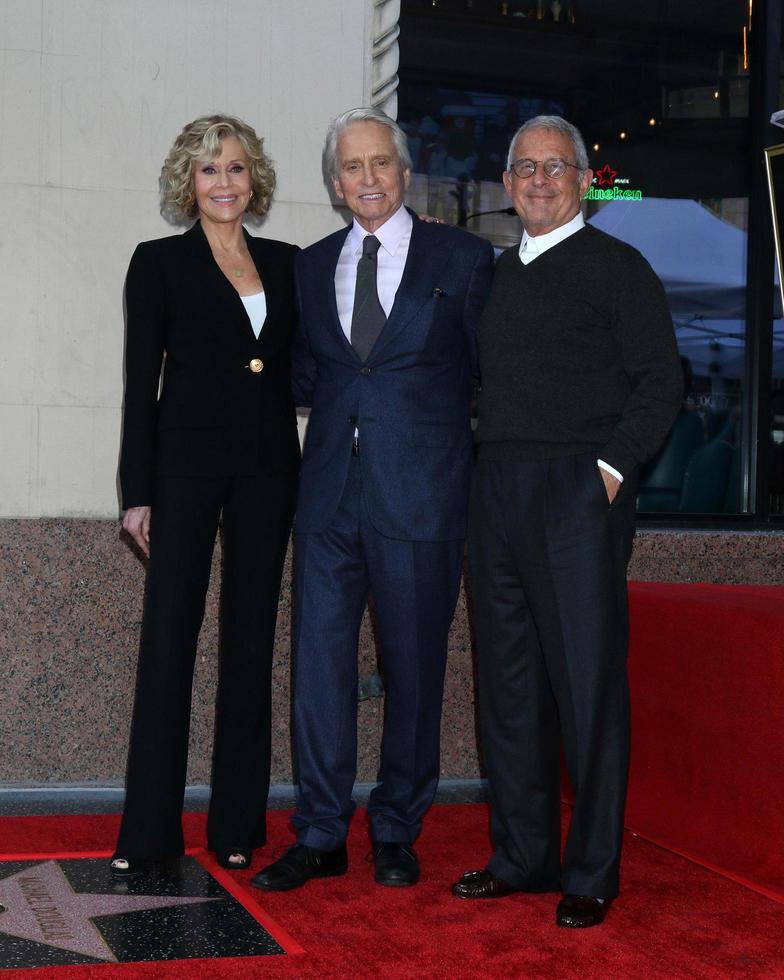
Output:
[292, 212, 494, 541]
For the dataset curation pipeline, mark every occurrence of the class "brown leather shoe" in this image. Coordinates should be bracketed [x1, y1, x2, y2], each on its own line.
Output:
[556, 894, 611, 928]
[451, 869, 519, 899]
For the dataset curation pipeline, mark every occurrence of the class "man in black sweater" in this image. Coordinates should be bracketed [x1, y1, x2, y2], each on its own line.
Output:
[452, 116, 682, 927]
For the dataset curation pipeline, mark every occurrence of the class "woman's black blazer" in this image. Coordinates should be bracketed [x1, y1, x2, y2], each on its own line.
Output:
[119, 221, 300, 509]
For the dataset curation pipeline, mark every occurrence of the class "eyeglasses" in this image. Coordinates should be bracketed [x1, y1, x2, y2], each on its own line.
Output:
[509, 158, 581, 179]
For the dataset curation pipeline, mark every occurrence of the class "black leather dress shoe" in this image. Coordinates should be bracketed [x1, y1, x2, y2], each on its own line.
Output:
[372, 843, 420, 887]
[556, 894, 611, 928]
[451, 869, 519, 899]
[251, 843, 348, 891]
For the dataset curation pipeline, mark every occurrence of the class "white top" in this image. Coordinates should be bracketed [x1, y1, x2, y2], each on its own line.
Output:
[240, 291, 267, 339]
[517, 210, 623, 483]
[334, 205, 414, 342]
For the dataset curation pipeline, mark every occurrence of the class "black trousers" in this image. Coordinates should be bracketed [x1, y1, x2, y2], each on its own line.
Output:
[116, 472, 296, 860]
[468, 453, 636, 900]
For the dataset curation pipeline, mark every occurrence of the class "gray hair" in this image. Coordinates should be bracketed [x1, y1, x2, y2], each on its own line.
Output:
[324, 107, 412, 178]
[506, 115, 590, 172]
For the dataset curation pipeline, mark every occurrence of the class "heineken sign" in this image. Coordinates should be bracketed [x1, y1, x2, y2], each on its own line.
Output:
[585, 164, 643, 202]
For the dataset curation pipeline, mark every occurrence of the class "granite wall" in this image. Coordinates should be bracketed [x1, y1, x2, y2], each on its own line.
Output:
[1, 521, 782, 788]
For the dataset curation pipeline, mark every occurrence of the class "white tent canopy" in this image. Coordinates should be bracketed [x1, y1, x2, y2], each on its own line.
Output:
[588, 198, 783, 379]
[674, 318, 784, 378]
[587, 197, 779, 320]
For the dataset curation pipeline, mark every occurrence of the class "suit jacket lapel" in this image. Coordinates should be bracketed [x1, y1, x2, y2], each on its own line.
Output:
[246, 233, 286, 350]
[183, 221, 263, 345]
[368, 214, 453, 361]
[316, 225, 357, 357]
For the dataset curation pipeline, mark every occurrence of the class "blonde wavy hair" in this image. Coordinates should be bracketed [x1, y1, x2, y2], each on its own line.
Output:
[160, 114, 276, 218]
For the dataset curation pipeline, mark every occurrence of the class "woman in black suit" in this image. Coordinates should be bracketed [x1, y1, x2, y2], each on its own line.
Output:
[112, 115, 299, 876]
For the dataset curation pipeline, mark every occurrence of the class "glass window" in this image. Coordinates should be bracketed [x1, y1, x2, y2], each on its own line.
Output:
[768, 29, 784, 516]
[399, 0, 762, 515]
[589, 195, 748, 515]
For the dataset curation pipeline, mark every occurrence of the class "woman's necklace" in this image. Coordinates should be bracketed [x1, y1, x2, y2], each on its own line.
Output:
[229, 252, 247, 278]
[212, 239, 249, 279]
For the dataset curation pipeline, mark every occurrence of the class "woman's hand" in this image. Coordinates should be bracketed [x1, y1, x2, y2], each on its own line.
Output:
[122, 506, 152, 557]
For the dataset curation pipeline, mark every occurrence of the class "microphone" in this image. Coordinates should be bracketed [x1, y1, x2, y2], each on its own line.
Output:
[464, 207, 518, 223]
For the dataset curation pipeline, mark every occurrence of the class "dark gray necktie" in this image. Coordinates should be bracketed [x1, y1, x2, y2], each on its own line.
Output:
[350, 235, 386, 362]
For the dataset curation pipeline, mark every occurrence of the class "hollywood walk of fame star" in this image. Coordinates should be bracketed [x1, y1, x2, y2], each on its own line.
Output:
[595, 164, 618, 187]
[0, 860, 218, 962]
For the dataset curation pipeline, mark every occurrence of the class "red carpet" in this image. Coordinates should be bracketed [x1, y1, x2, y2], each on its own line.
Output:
[1, 805, 783, 978]
[626, 582, 784, 902]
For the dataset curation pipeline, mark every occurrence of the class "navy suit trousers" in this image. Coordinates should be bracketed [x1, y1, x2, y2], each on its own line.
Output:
[292, 455, 464, 850]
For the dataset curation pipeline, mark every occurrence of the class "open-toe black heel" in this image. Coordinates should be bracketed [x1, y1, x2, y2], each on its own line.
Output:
[216, 848, 252, 870]
[109, 855, 146, 879]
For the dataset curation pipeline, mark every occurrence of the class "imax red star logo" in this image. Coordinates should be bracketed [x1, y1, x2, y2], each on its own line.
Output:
[595, 164, 618, 187]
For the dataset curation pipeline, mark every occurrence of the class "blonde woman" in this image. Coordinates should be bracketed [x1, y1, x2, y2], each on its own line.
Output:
[112, 115, 299, 877]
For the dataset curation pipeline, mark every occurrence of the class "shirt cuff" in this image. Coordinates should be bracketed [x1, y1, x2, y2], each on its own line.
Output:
[597, 459, 624, 483]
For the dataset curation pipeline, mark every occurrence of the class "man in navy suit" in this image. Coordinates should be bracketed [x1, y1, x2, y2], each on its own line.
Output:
[253, 107, 494, 891]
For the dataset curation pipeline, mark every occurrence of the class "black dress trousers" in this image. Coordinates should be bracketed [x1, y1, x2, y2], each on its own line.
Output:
[116, 471, 295, 860]
[468, 452, 637, 900]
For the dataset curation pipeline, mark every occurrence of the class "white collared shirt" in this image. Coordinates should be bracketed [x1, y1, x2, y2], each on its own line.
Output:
[517, 210, 624, 484]
[335, 205, 413, 341]
[518, 211, 585, 264]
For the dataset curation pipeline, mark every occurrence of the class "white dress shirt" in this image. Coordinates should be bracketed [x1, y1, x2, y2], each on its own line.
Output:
[519, 211, 585, 265]
[335, 205, 413, 341]
[517, 210, 623, 483]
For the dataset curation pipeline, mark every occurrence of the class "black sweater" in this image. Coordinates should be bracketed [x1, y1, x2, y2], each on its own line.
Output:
[475, 225, 683, 477]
